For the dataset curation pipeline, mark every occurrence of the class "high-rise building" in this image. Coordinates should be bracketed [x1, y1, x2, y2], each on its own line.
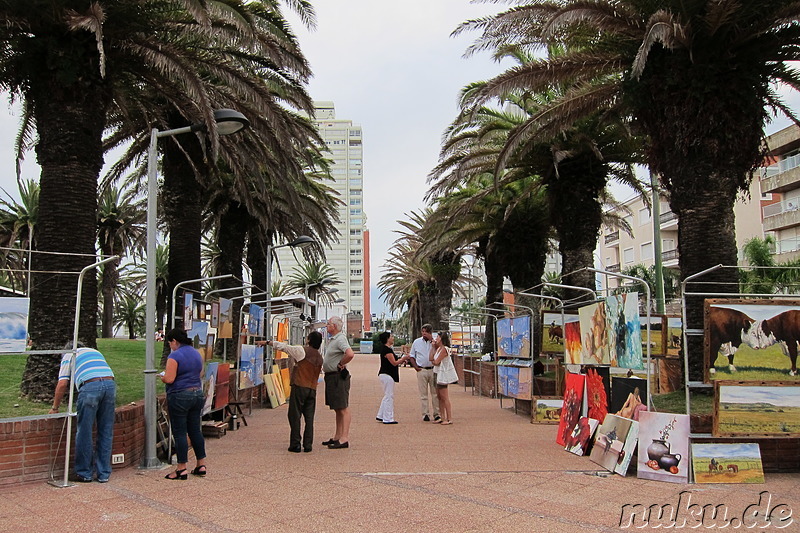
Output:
[275, 102, 369, 331]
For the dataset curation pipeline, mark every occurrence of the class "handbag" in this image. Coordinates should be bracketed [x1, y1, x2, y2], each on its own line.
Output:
[436, 355, 458, 385]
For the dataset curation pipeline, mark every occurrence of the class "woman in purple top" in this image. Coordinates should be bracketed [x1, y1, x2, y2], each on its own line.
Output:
[161, 328, 207, 480]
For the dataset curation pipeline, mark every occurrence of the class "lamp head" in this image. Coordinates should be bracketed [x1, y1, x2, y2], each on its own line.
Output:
[288, 235, 315, 249]
[213, 109, 250, 135]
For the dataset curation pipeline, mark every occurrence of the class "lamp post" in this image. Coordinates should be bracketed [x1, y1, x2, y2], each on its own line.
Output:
[264, 236, 315, 368]
[143, 109, 249, 468]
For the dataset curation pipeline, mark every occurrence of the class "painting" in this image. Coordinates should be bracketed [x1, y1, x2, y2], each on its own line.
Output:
[580, 302, 609, 364]
[714, 381, 800, 437]
[210, 302, 219, 329]
[247, 303, 264, 337]
[565, 417, 599, 456]
[585, 367, 609, 423]
[202, 362, 218, 415]
[640, 315, 666, 356]
[238, 343, 264, 389]
[705, 299, 800, 382]
[564, 318, 582, 364]
[187, 320, 208, 350]
[532, 397, 563, 424]
[637, 412, 690, 483]
[610, 376, 647, 415]
[542, 312, 567, 354]
[214, 363, 229, 410]
[556, 372, 585, 446]
[576, 294, 643, 368]
[205, 334, 215, 360]
[590, 414, 632, 472]
[0, 297, 29, 353]
[218, 298, 233, 339]
[692, 443, 765, 484]
[183, 292, 193, 330]
[666, 316, 682, 357]
[496, 317, 512, 357]
[615, 419, 639, 477]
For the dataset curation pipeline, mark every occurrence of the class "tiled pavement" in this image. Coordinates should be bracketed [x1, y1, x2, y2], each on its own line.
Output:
[1, 354, 798, 532]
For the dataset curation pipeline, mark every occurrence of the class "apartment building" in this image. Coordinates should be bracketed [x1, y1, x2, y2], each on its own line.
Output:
[275, 102, 369, 331]
[597, 176, 764, 291]
[762, 123, 800, 260]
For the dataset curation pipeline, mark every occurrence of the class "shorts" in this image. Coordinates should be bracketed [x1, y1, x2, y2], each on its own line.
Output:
[324, 372, 350, 410]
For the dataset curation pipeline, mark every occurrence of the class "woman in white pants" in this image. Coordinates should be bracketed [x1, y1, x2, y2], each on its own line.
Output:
[376, 331, 409, 424]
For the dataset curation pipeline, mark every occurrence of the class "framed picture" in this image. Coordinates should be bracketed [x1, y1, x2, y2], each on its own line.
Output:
[640, 315, 666, 356]
[665, 316, 682, 357]
[704, 299, 800, 382]
[637, 412, 690, 484]
[691, 443, 764, 484]
[541, 311, 578, 355]
[714, 381, 800, 437]
[0, 297, 29, 353]
[532, 397, 563, 424]
[210, 302, 219, 328]
[205, 334, 215, 360]
[183, 292, 193, 330]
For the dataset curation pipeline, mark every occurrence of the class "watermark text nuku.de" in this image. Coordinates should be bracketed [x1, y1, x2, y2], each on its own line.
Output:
[619, 491, 794, 529]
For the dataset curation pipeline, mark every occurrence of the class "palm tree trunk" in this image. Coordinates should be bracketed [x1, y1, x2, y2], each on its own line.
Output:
[101, 254, 120, 338]
[482, 248, 504, 354]
[217, 202, 249, 358]
[22, 75, 108, 401]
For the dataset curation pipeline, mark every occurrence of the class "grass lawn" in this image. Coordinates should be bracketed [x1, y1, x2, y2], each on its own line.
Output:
[651, 389, 714, 415]
[709, 343, 800, 382]
[0, 339, 165, 419]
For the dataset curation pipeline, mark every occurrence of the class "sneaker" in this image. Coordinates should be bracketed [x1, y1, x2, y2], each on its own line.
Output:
[423, 415, 430, 422]
[383, 421, 398, 425]
[72, 475, 92, 483]
[97, 478, 109, 483]
[433, 415, 441, 422]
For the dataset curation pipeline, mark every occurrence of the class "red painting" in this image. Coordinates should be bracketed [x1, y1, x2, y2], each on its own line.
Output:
[557, 372, 586, 446]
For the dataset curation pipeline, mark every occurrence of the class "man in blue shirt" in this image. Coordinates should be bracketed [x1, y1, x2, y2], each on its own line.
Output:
[49, 345, 116, 483]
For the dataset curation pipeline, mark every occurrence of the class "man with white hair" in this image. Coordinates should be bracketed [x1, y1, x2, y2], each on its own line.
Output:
[321, 316, 355, 448]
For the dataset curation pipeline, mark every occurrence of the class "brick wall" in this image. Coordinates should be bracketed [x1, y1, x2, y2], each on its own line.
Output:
[0, 398, 163, 487]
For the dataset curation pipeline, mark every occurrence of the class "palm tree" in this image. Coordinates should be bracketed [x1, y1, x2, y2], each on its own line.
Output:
[287, 262, 340, 318]
[96, 184, 145, 337]
[740, 236, 800, 294]
[457, 0, 800, 379]
[114, 289, 145, 340]
[0, 179, 38, 293]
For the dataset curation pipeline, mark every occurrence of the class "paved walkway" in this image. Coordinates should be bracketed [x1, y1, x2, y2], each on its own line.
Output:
[2, 355, 798, 532]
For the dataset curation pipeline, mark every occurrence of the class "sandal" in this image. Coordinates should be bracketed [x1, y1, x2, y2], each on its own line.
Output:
[432, 419, 443, 424]
[441, 420, 453, 425]
[191, 465, 207, 476]
[165, 469, 187, 480]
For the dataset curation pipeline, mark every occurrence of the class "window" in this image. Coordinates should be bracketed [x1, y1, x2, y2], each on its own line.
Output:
[351, 269, 362, 277]
[349, 159, 361, 166]
[349, 199, 361, 206]
[350, 169, 362, 176]
[662, 238, 675, 251]
[349, 179, 361, 187]
[623, 247, 634, 264]
[638, 207, 651, 225]
[350, 209, 361, 216]
[350, 259, 361, 265]
[351, 239, 362, 245]
[351, 218, 362, 225]
[350, 189, 362, 195]
[349, 140, 361, 146]
[350, 229, 361, 235]
[623, 215, 633, 228]
[350, 289, 362, 297]
[350, 130, 361, 136]
[350, 249, 361, 255]
[640, 242, 653, 261]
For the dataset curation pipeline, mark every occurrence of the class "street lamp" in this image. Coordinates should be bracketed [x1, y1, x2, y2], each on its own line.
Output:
[143, 109, 249, 468]
[265, 236, 315, 367]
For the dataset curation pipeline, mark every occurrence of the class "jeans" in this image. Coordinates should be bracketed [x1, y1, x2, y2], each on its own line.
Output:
[167, 389, 206, 464]
[75, 380, 116, 481]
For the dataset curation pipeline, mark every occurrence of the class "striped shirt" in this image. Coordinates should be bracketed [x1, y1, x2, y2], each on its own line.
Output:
[58, 348, 114, 389]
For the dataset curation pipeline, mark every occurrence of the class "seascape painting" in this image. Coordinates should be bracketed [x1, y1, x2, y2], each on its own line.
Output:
[692, 443, 765, 484]
[238, 343, 264, 389]
[0, 297, 29, 353]
[248, 303, 264, 337]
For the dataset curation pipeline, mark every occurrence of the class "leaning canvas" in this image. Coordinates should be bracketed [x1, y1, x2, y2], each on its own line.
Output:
[556, 372, 585, 446]
[691, 443, 765, 484]
[637, 412, 690, 483]
[565, 417, 599, 456]
[590, 414, 632, 472]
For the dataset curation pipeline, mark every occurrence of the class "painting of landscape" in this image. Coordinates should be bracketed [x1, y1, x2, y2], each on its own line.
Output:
[714, 381, 800, 437]
[532, 397, 563, 424]
[692, 443, 764, 484]
[542, 312, 575, 354]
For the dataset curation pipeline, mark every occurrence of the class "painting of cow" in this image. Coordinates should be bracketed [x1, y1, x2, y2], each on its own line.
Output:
[706, 305, 757, 375]
[746, 310, 800, 376]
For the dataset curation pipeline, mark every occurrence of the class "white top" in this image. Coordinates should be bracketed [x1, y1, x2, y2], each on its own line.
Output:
[271, 341, 305, 362]
[409, 336, 433, 368]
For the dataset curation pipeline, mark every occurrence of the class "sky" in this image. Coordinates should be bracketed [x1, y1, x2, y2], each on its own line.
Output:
[1, 1, 799, 319]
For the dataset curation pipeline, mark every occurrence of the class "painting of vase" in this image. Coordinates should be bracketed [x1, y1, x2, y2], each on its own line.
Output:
[637, 411, 690, 483]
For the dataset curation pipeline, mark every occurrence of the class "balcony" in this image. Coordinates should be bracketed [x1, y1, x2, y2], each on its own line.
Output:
[761, 163, 800, 194]
[762, 199, 800, 232]
[659, 210, 678, 230]
[607, 263, 621, 273]
[604, 230, 619, 244]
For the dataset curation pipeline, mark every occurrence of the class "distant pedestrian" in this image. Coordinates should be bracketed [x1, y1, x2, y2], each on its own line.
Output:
[409, 324, 440, 422]
[259, 332, 324, 452]
[161, 328, 207, 480]
[49, 343, 116, 483]
[376, 331, 409, 424]
[321, 316, 355, 449]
